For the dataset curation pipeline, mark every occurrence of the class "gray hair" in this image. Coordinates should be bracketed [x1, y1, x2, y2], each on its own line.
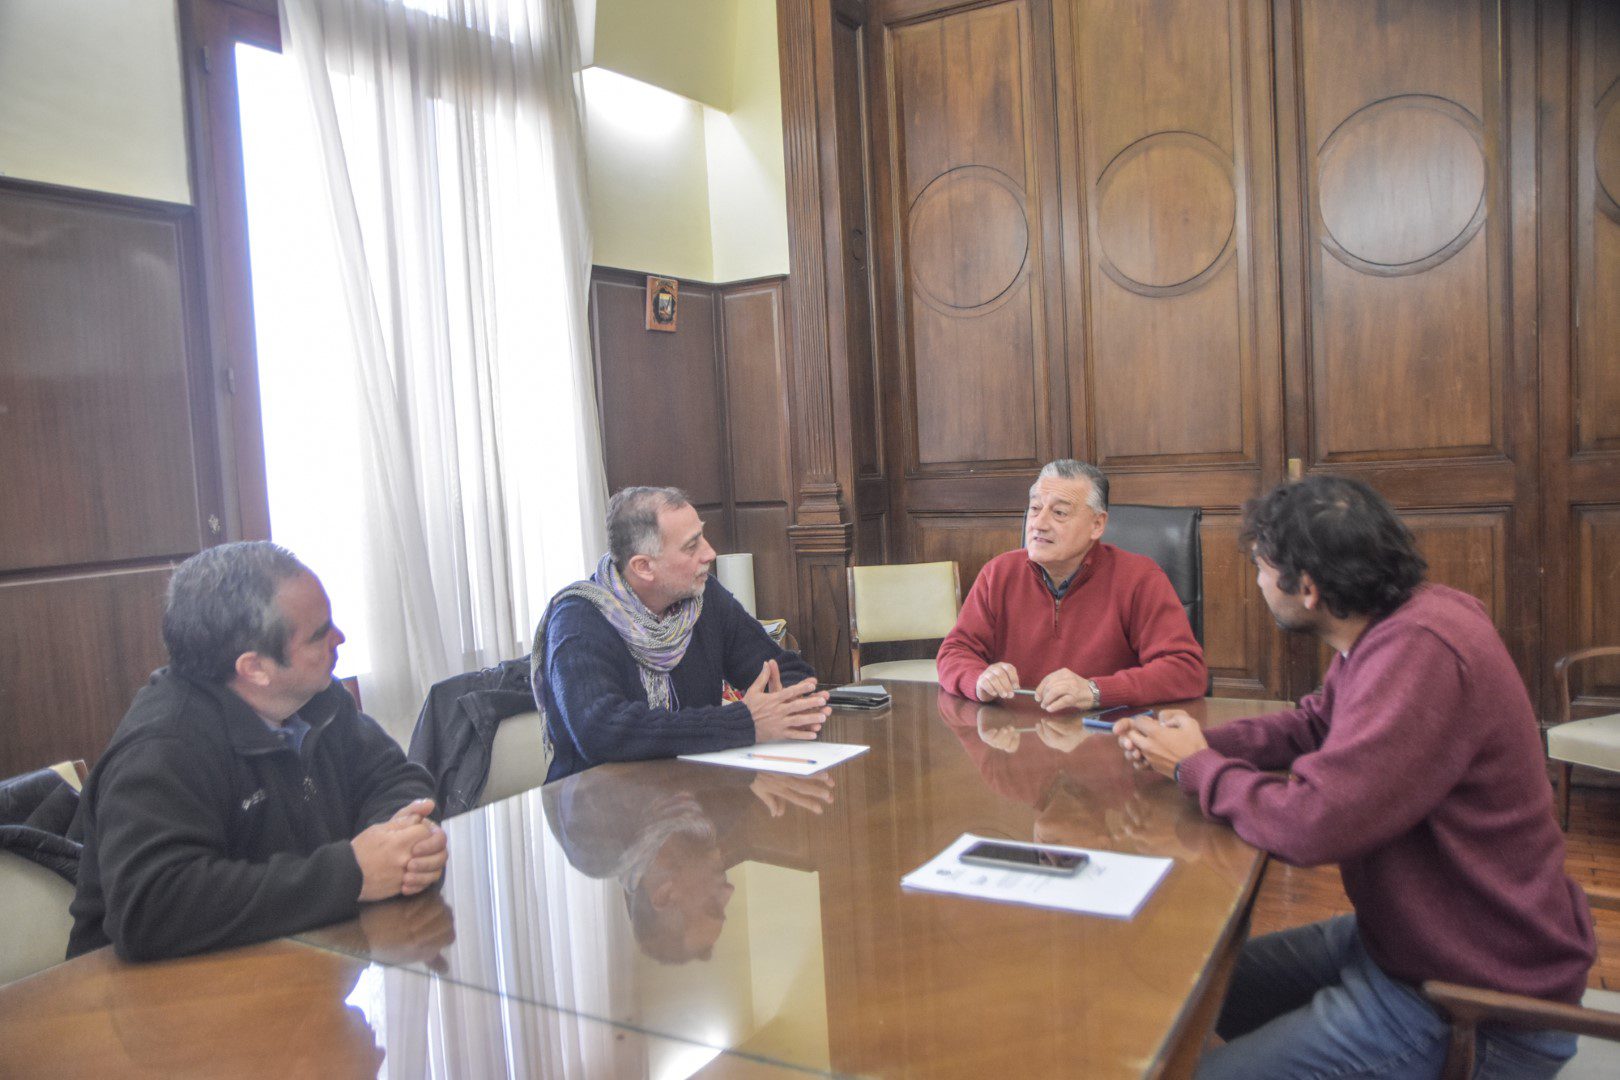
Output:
[1035, 459, 1109, 512]
[607, 486, 692, 571]
[162, 541, 310, 683]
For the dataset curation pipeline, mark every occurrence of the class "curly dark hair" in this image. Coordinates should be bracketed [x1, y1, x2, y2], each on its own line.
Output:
[1238, 475, 1427, 619]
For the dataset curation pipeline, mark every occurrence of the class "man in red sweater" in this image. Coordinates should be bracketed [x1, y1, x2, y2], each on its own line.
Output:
[936, 459, 1206, 710]
[1118, 475, 1594, 1079]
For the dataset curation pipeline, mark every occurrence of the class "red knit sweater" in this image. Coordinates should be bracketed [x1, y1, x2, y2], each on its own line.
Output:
[936, 545, 1207, 706]
[1178, 584, 1595, 1004]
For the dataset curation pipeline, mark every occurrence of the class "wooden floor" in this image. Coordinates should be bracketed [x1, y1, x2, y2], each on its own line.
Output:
[1248, 781, 1620, 990]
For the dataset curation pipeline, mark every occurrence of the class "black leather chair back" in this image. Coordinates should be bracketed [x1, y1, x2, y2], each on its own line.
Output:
[1102, 504, 1204, 646]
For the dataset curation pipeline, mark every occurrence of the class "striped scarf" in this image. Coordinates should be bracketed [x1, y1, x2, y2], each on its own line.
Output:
[533, 553, 703, 712]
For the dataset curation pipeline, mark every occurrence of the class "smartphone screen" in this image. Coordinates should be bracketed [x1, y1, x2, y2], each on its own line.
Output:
[959, 840, 1088, 875]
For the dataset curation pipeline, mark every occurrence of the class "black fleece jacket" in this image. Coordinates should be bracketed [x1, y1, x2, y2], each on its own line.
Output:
[67, 669, 433, 961]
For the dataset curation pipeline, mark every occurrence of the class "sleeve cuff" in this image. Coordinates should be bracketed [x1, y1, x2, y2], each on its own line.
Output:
[1093, 674, 1129, 706]
[1174, 747, 1223, 796]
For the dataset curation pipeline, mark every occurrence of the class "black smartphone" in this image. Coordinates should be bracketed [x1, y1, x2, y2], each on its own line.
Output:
[1081, 705, 1156, 731]
[959, 840, 1089, 875]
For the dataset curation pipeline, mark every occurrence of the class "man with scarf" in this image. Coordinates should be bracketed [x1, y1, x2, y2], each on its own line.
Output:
[535, 487, 828, 782]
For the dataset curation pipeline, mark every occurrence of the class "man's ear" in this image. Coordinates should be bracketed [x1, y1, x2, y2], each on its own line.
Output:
[649, 876, 677, 911]
[1296, 572, 1321, 611]
[626, 553, 655, 583]
[234, 651, 273, 688]
[1090, 508, 1108, 541]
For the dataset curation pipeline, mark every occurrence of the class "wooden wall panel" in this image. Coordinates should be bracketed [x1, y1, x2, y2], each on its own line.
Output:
[1279, 0, 1540, 697]
[1201, 514, 1270, 696]
[1296, 0, 1502, 463]
[734, 505, 797, 625]
[887, 1, 1052, 470]
[1574, 507, 1620, 694]
[0, 568, 175, 771]
[590, 272, 726, 505]
[1072, 0, 1258, 467]
[831, 15, 885, 482]
[591, 269, 800, 637]
[0, 180, 223, 777]
[1406, 512, 1509, 629]
[911, 515, 1024, 594]
[720, 284, 791, 503]
[0, 192, 205, 571]
[1544, 1, 1620, 715]
[781, 0, 1605, 708]
[1577, 2, 1620, 453]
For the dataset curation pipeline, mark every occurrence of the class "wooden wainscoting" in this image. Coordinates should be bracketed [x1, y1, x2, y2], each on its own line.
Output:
[0, 178, 226, 776]
[589, 267, 800, 631]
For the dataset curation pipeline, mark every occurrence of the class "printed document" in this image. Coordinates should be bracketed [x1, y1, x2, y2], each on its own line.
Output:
[902, 833, 1172, 919]
[679, 741, 870, 776]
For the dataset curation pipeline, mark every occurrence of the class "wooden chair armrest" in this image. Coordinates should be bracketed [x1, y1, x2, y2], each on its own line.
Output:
[1555, 646, 1620, 675]
[1585, 884, 1620, 913]
[1423, 980, 1620, 1041]
[1553, 645, 1620, 725]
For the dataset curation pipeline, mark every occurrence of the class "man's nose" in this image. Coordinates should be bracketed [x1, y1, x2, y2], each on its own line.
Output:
[332, 625, 347, 646]
[700, 539, 717, 565]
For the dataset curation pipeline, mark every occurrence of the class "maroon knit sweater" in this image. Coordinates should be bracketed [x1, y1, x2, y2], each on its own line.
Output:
[936, 545, 1207, 706]
[1177, 584, 1595, 1004]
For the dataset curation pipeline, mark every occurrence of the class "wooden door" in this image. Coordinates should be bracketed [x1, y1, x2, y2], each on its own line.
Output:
[1055, 0, 1286, 697]
[1274, 0, 1543, 697]
[1542, 0, 1620, 718]
[0, 182, 227, 775]
[871, 0, 1067, 591]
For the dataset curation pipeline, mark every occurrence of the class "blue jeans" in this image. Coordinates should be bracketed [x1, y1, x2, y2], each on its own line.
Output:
[1196, 916, 1576, 1080]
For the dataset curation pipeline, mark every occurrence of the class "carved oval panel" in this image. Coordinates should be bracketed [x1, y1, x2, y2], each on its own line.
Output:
[1597, 77, 1620, 223]
[908, 165, 1029, 313]
[1095, 132, 1235, 294]
[1318, 95, 1485, 274]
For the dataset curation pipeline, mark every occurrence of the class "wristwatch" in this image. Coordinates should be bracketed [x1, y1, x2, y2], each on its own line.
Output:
[1087, 678, 1102, 706]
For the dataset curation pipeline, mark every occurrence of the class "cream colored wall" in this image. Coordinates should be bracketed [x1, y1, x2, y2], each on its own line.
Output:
[705, 0, 789, 283]
[584, 0, 788, 283]
[0, 0, 190, 203]
[590, 0, 735, 111]
[584, 67, 716, 281]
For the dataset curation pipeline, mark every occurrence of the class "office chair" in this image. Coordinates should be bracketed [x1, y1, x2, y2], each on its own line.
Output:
[0, 761, 84, 986]
[1423, 888, 1620, 1079]
[1102, 504, 1204, 646]
[1546, 645, 1620, 830]
[847, 561, 962, 682]
[478, 709, 552, 808]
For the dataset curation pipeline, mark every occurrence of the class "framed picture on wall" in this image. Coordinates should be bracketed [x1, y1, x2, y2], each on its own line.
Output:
[645, 275, 679, 332]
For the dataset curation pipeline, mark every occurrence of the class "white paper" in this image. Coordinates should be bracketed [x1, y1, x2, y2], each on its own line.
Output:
[901, 833, 1172, 919]
[678, 740, 869, 776]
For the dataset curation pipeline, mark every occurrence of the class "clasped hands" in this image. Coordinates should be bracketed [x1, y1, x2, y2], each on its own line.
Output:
[975, 662, 1094, 712]
[1112, 709, 1208, 780]
[743, 659, 830, 743]
[351, 798, 449, 902]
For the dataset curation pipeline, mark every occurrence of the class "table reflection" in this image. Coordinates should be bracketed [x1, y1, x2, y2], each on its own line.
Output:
[282, 683, 1279, 1079]
[300, 759, 837, 1074]
[935, 690, 1260, 867]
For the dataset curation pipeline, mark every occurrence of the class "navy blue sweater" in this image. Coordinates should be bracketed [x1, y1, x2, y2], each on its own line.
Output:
[539, 577, 815, 782]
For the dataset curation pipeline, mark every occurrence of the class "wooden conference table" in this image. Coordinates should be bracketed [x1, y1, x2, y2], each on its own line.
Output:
[0, 684, 1286, 1078]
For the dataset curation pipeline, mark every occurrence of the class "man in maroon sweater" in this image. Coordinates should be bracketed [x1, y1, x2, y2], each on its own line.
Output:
[936, 459, 1206, 710]
[1119, 475, 1594, 1079]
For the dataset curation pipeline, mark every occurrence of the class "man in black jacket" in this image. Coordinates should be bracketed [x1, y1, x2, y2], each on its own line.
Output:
[68, 541, 447, 961]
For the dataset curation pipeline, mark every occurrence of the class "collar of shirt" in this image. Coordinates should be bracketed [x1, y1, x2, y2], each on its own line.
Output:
[1039, 566, 1078, 599]
[263, 711, 312, 756]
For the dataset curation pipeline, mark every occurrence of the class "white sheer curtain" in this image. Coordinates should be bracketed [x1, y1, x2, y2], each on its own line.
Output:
[277, 0, 607, 732]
